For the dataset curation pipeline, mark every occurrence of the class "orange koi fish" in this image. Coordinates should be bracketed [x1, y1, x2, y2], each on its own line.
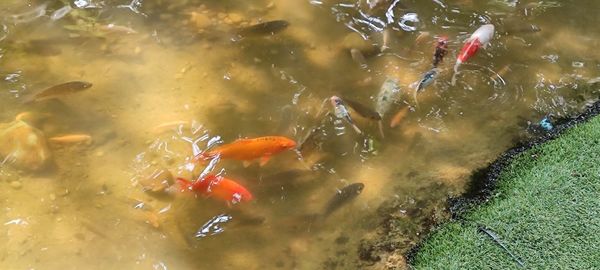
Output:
[177, 175, 253, 205]
[196, 136, 297, 166]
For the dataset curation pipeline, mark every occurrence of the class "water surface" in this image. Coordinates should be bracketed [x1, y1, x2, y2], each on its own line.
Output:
[1, 0, 599, 269]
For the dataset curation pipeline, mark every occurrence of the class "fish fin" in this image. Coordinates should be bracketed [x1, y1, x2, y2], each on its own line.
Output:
[243, 161, 252, 168]
[413, 88, 420, 108]
[176, 177, 192, 192]
[193, 153, 209, 164]
[351, 124, 362, 134]
[378, 120, 385, 138]
[259, 156, 271, 167]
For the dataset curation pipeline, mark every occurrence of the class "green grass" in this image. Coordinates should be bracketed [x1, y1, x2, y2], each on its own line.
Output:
[411, 116, 600, 269]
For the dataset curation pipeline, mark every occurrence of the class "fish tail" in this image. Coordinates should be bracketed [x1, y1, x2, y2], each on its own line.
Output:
[451, 61, 461, 86]
[351, 123, 362, 134]
[413, 88, 420, 108]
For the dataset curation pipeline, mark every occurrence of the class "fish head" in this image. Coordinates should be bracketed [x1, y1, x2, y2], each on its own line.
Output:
[77, 81, 93, 89]
[436, 36, 448, 47]
[354, 183, 365, 193]
[277, 137, 297, 150]
[232, 187, 253, 203]
[330, 96, 343, 107]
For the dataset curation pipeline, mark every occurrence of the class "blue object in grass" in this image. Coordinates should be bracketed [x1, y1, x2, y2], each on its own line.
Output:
[539, 117, 553, 131]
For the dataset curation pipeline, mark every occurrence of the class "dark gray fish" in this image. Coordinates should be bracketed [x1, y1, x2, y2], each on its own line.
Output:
[341, 97, 382, 121]
[236, 20, 289, 37]
[22, 81, 93, 103]
[323, 183, 365, 217]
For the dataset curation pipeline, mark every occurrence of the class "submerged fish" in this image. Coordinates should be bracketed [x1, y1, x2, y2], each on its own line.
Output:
[375, 77, 401, 137]
[323, 183, 364, 217]
[390, 107, 410, 128]
[236, 20, 289, 37]
[48, 134, 92, 144]
[341, 97, 382, 121]
[432, 36, 448, 67]
[375, 76, 401, 118]
[196, 136, 296, 166]
[177, 175, 253, 205]
[331, 96, 362, 134]
[22, 81, 92, 103]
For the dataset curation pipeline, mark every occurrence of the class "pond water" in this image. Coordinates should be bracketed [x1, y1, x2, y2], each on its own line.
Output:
[1, 0, 599, 269]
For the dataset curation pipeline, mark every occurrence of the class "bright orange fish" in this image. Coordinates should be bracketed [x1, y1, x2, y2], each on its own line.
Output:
[196, 136, 297, 166]
[177, 175, 253, 205]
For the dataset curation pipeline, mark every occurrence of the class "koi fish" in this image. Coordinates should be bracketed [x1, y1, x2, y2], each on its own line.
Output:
[330, 96, 362, 134]
[375, 76, 402, 137]
[416, 68, 438, 92]
[22, 81, 92, 104]
[432, 36, 448, 67]
[323, 183, 364, 217]
[375, 77, 402, 118]
[454, 24, 495, 73]
[48, 134, 92, 145]
[390, 107, 410, 128]
[195, 136, 296, 166]
[177, 175, 253, 205]
[236, 20, 289, 37]
[341, 97, 382, 121]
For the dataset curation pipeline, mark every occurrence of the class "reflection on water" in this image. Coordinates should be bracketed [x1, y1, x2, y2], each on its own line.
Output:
[0, 0, 599, 269]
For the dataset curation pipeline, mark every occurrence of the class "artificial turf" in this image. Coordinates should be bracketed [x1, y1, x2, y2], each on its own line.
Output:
[411, 116, 600, 269]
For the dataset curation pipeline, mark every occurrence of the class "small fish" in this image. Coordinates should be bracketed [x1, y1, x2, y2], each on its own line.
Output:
[323, 183, 365, 217]
[390, 107, 410, 128]
[341, 97, 382, 121]
[331, 96, 362, 134]
[195, 136, 297, 166]
[454, 24, 495, 73]
[22, 81, 92, 103]
[97, 23, 137, 34]
[50, 5, 72, 21]
[177, 175, 253, 205]
[48, 134, 93, 144]
[236, 20, 289, 37]
[432, 36, 448, 67]
[350, 48, 368, 69]
[416, 68, 438, 92]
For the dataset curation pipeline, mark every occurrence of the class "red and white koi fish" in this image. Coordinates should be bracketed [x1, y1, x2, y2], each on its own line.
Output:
[454, 24, 495, 73]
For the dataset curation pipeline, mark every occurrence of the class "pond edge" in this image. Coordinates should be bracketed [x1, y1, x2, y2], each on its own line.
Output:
[404, 99, 600, 264]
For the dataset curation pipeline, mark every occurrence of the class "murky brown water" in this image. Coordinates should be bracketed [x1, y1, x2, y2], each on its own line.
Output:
[1, 0, 599, 269]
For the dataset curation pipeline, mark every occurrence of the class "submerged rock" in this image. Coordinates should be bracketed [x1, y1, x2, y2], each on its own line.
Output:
[0, 120, 51, 171]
